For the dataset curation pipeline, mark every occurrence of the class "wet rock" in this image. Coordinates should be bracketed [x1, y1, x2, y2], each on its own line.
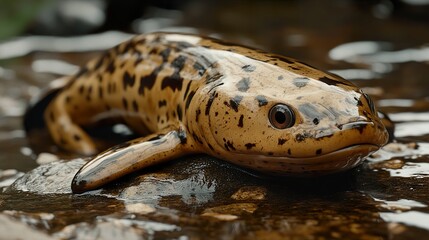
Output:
[0, 214, 55, 240]
[53, 220, 147, 240]
[7, 158, 86, 194]
[35, 152, 60, 165]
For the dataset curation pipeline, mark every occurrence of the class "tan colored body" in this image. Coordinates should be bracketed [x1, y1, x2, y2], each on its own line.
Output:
[37, 33, 388, 193]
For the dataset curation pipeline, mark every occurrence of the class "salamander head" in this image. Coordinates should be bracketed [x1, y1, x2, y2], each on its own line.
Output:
[199, 63, 388, 175]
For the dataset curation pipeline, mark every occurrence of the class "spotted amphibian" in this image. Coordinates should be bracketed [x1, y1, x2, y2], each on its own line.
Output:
[31, 33, 388, 193]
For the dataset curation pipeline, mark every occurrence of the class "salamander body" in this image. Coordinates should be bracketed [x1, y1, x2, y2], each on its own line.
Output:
[27, 33, 388, 193]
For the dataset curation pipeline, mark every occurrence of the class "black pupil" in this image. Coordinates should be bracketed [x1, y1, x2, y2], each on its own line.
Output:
[275, 110, 286, 124]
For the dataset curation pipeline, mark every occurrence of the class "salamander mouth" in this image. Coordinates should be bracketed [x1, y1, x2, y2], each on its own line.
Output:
[226, 144, 380, 176]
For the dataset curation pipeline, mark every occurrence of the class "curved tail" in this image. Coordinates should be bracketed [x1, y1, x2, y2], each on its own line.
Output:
[23, 78, 68, 132]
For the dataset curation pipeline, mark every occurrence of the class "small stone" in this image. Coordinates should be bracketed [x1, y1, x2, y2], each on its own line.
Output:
[369, 159, 405, 170]
[200, 212, 238, 221]
[231, 186, 267, 201]
[0, 169, 18, 178]
[36, 153, 59, 165]
[125, 202, 156, 214]
[202, 203, 258, 216]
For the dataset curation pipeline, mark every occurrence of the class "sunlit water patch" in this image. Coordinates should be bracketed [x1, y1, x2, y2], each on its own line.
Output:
[380, 211, 429, 231]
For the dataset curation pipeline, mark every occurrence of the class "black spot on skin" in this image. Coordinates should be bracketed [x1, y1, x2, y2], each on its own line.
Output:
[122, 98, 128, 110]
[357, 99, 363, 107]
[132, 100, 138, 112]
[134, 56, 144, 66]
[73, 134, 81, 141]
[183, 81, 192, 100]
[94, 56, 105, 70]
[98, 86, 103, 99]
[227, 96, 243, 112]
[215, 112, 219, 116]
[238, 115, 244, 128]
[135, 38, 146, 45]
[273, 55, 295, 64]
[295, 134, 306, 142]
[78, 85, 85, 94]
[206, 73, 224, 84]
[161, 72, 183, 91]
[177, 105, 183, 121]
[313, 118, 320, 125]
[205, 91, 217, 115]
[185, 90, 196, 109]
[193, 133, 204, 144]
[290, 66, 300, 70]
[316, 149, 322, 155]
[139, 66, 163, 94]
[224, 140, 236, 151]
[241, 64, 256, 72]
[149, 48, 158, 55]
[193, 62, 206, 76]
[278, 138, 287, 145]
[293, 77, 309, 88]
[195, 108, 201, 122]
[123, 71, 135, 90]
[245, 143, 256, 149]
[236, 77, 251, 92]
[227, 141, 235, 150]
[278, 75, 284, 80]
[121, 40, 134, 53]
[171, 55, 187, 71]
[208, 143, 215, 151]
[297, 60, 317, 69]
[319, 76, 341, 86]
[158, 100, 167, 107]
[159, 48, 171, 62]
[268, 152, 274, 156]
[255, 95, 268, 107]
[106, 60, 115, 74]
[287, 148, 291, 155]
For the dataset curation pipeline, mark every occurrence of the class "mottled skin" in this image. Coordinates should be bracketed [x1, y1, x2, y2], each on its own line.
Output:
[39, 33, 388, 193]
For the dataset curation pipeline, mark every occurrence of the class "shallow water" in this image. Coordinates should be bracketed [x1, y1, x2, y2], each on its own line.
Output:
[0, 1, 429, 239]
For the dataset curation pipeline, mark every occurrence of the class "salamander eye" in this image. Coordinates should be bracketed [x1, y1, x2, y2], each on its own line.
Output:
[269, 104, 295, 129]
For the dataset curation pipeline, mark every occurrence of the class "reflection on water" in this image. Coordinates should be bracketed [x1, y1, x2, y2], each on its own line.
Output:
[329, 41, 429, 82]
[0, 31, 134, 59]
[380, 211, 429, 231]
[386, 162, 429, 178]
[31, 59, 79, 76]
[330, 41, 429, 64]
